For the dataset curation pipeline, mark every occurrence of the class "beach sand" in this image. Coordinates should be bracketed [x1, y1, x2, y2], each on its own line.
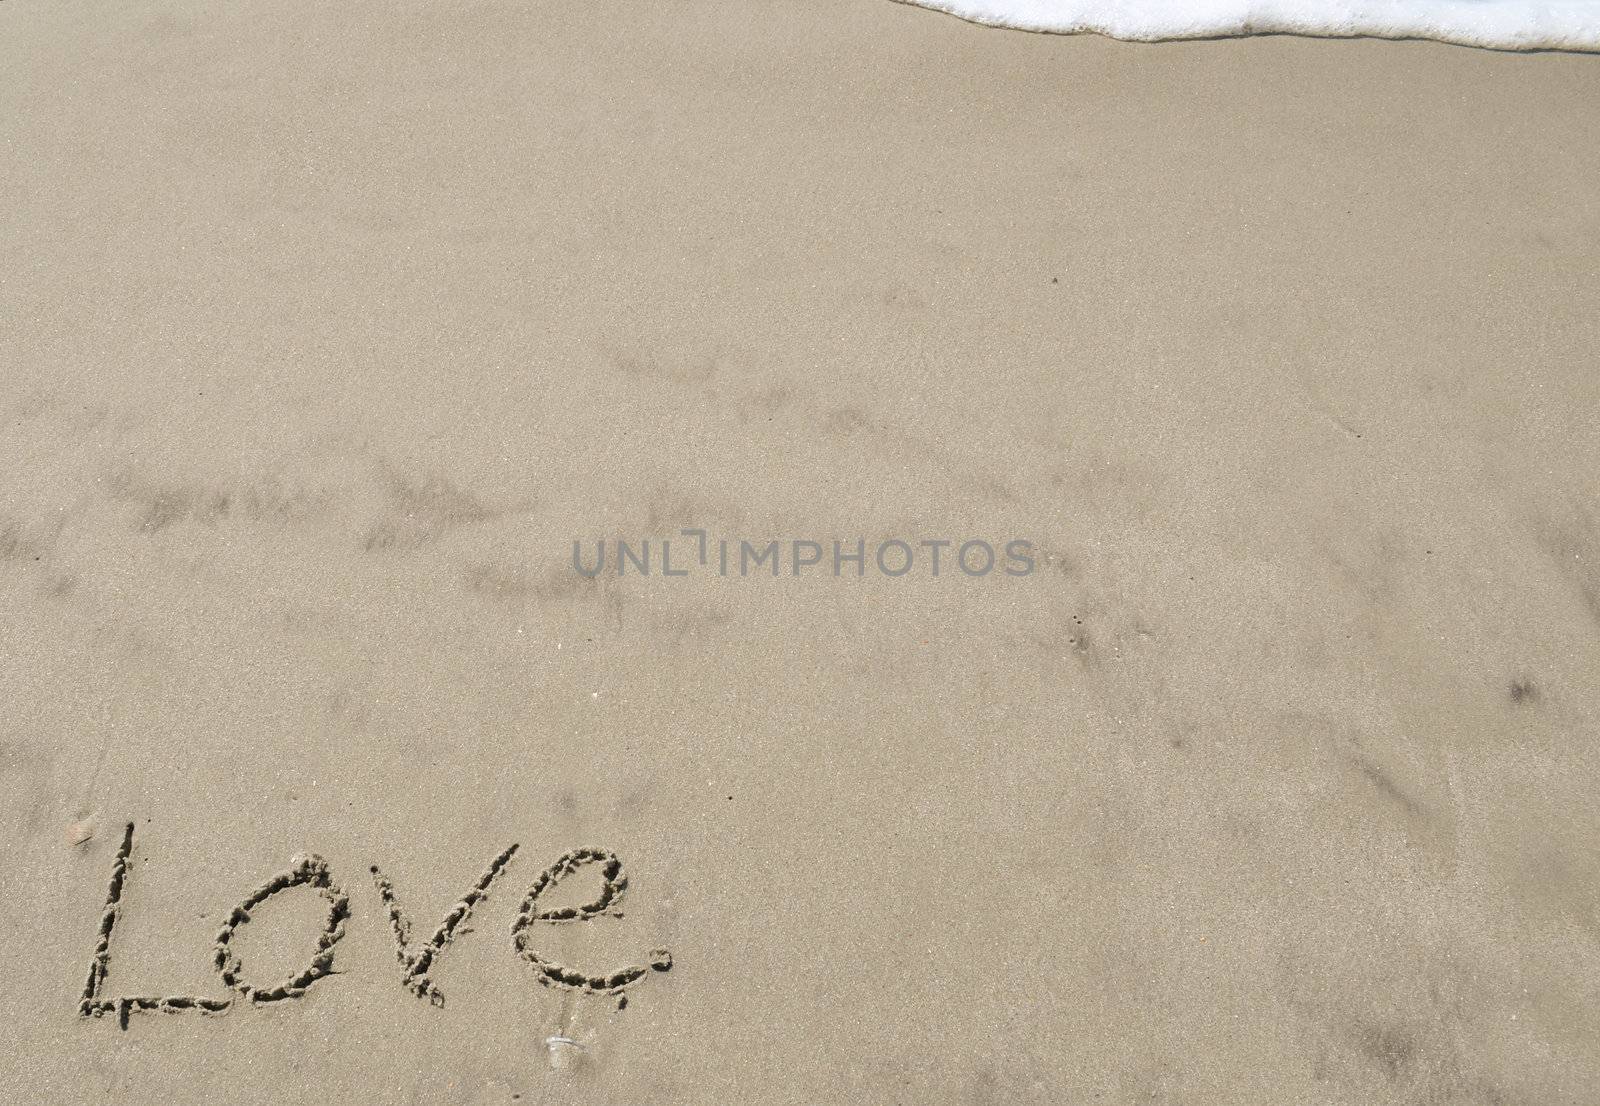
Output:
[2, 1, 1598, 1102]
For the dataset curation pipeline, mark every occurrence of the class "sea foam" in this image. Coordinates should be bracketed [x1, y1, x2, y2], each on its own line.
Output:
[891, 0, 1600, 51]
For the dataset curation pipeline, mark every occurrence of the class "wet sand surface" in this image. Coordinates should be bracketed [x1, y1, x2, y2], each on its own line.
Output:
[2, 1, 1598, 1102]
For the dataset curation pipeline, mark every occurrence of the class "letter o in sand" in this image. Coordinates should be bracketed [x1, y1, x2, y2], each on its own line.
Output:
[511, 847, 673, 996]
[213, 854, 350, 1004]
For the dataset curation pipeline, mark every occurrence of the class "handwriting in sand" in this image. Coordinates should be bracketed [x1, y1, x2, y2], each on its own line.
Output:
[79, 823, 673, 1030]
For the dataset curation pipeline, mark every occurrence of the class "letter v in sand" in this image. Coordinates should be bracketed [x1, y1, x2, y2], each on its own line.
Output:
[369, 844, 521, 1006]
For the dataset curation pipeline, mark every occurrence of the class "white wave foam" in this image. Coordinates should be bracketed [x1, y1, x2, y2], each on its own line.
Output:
[891, 0, 1600, 51]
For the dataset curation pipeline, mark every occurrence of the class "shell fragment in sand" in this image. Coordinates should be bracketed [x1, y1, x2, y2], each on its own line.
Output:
[545, 1036, 587, 1071]
[65, 814, 99, 846]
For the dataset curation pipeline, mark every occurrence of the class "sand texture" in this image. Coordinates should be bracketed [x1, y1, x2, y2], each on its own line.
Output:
[2, 1, 1599, 1103]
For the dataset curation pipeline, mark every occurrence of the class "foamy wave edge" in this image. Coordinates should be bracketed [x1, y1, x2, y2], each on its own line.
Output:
[890, 0, 1600, 51]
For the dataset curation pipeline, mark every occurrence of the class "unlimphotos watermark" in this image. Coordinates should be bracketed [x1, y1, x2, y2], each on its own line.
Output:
[571, 532, 1035, 579]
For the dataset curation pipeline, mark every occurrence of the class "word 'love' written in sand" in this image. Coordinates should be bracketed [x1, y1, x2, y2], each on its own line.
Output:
[79, 824, 673, 1030]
